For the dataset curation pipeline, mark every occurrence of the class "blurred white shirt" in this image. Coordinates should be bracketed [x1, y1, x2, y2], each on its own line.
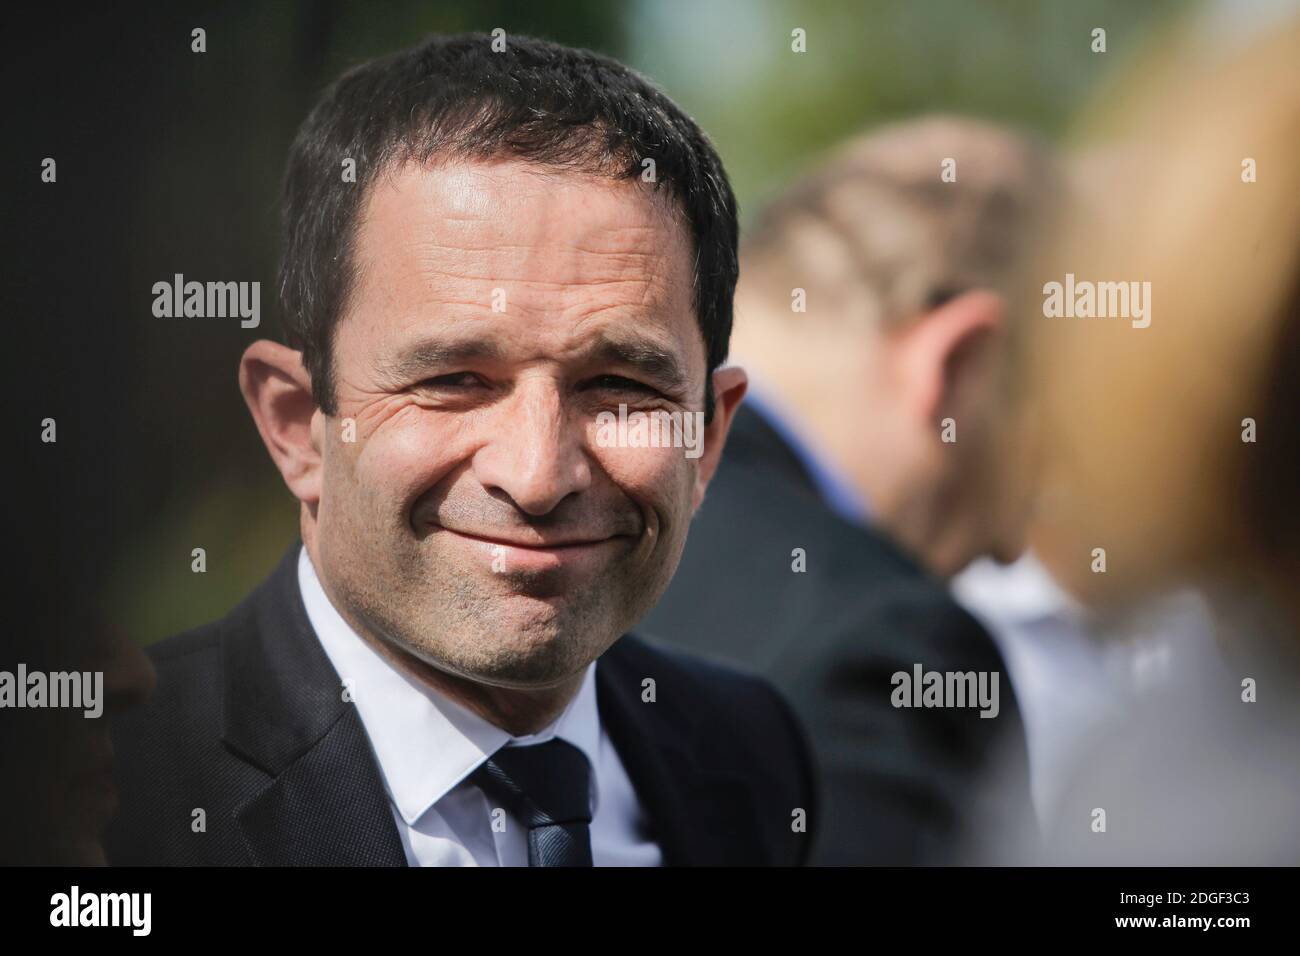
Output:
[952, 551, 1218, 825]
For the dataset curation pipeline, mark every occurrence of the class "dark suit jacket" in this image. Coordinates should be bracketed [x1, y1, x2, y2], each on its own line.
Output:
[643, 404, 1032, 864]
[105, 545, 817, 866]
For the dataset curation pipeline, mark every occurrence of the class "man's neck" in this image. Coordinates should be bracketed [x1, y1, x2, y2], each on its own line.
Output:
[361, 631, 584, 737]
[734, 322, 966, 577]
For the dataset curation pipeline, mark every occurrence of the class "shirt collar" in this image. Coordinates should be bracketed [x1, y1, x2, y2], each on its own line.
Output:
[951, 552, 1085, 625]
[296, 545, 603, 826]
[743, 382, 872, 527]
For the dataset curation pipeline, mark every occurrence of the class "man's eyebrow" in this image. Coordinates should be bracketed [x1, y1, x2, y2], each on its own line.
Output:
[376, 332, 691, 393]
[593, 334, 690, 393]
[378, 338, 506, 382]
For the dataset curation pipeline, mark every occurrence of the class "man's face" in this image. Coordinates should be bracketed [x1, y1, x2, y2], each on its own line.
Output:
[311, 158, 709, 688]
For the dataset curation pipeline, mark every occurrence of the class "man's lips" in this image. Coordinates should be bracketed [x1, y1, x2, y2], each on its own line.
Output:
[430, 523, 632, 577]
[436, 526, 624, 550]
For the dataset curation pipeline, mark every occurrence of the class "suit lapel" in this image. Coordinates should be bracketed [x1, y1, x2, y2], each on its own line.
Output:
[596, 636, 770, 865]
[238, 707, 407, 866]
[222, 545, 406, 866]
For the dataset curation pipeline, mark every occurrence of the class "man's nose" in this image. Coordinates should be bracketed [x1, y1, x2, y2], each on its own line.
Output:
[471, 382, 592, 516]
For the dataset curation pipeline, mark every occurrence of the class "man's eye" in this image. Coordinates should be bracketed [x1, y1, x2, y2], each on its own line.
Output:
[589, 375, 656, 394]
[420, 372, 483, 388]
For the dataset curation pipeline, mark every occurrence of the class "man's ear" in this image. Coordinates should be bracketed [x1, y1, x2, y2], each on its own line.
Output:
[893, 289, 1006, 426]
[692, 365, 748, 511]
[238, 340, 323, 504]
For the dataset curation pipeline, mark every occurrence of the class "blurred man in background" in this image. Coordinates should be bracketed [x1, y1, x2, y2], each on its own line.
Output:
[645, 116, 1060, 863]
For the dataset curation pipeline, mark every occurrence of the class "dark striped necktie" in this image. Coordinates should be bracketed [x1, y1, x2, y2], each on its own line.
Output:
[471, 738, 594, 866]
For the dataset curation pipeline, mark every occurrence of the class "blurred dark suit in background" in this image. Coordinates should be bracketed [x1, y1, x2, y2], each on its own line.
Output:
[646, 404, 1027, 864]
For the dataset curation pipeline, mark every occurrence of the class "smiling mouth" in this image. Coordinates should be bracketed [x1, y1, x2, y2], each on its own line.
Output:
[436, 527, 625, 551]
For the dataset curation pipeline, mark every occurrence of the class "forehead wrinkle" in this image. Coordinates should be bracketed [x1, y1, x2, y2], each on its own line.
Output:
[394, 240, 686, 321]
[365, 163, 681, 258]
[401, 226, 669, 257]
[400, 234, 679, 288]
[356, 161, 690, 291]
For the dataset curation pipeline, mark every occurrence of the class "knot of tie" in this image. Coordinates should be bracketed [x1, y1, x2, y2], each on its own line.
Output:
[471, 738, 594, 866]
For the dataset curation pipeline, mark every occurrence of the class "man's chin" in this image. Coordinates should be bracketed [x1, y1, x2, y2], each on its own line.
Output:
[438, 638, 594, 691]
[394, 598, 609, 688]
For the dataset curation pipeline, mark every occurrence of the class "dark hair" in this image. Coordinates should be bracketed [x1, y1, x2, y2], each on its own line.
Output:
[278, 32, 737, 420]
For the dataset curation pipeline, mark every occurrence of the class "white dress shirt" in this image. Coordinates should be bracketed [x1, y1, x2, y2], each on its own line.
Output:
[297, 547, 662, 866]
[952, 552, 1220, 826]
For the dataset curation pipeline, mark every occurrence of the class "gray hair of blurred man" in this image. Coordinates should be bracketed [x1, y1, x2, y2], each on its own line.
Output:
[731, 116, 1063, 576]
[743, 116, 1058, 331]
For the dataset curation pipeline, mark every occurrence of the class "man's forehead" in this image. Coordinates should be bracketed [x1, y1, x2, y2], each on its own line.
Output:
[340, 156, 703, 379]
[358, 156, 686, 257]
[349, 157, 694, 320]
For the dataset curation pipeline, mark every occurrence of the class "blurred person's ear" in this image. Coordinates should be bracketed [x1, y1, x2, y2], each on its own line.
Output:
[892, 289, 1006, 431]
[691, 366, 748, 512]
[886, 289, 1022, 573]
[239, 340, 323, 506]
